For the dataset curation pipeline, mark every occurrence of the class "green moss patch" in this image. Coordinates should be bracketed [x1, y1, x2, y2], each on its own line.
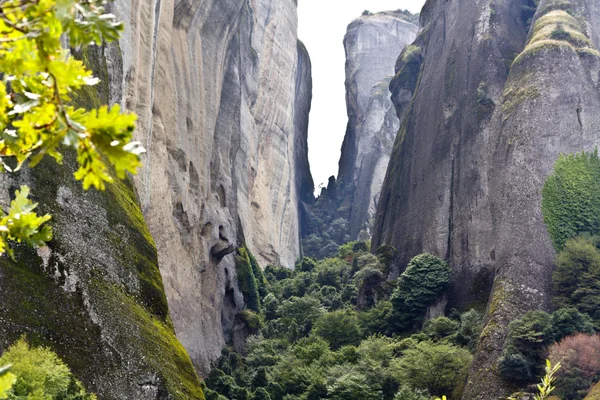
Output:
[91, 281, 204, 399]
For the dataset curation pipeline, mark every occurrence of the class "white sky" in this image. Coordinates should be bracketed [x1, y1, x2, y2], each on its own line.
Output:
[298, 0, 426, 192]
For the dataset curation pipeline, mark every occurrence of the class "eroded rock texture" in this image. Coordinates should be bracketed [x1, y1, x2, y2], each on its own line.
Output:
[371, 0, 600, 398]
[111, 0, 313, 374]
[338, 12, 418, 240]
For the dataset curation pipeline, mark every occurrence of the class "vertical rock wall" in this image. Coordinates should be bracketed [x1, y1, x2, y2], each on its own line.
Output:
[109, 0, 313, 374]
[466, 0, 600, 397]
[371, 0, 600, 398]
[373, 0, 530, 309]
[338, 12, 418, 240]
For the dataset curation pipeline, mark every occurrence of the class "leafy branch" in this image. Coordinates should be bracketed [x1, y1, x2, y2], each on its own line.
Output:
[0, 0, 142, 256]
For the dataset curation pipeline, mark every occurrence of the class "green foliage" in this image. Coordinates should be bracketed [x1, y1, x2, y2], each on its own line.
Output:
[552, 235, 600, 325]
[295, 257, 317, 273]
[206, 243, 475, 400]
[314, 310, 362, 350]
[542, 151, 600, 250]
[392, 341, 472, 398]
[393, 386, 429, 400]
[0, 338, 95, 399]
[389, 254, 452, 332]
[0, 0, 141, 187]
[236, 246, 262, 314]
[0, 366, 16, 400]
[0, 186, 52, 258]
[499, 308, 593, 385]
[0, 0, 144, 255]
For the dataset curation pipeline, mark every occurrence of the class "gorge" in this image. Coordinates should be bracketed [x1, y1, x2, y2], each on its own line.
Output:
[1, 0, 600, 399]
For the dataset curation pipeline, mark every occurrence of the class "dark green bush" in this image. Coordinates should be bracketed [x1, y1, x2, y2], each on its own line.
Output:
[553, 235, 600, 324]
[393, 340, 472, 397]
[236, 246, 262, 313]
[499, 353, 532, 383]
[388, 253, 452, 333]
[542, 150, 600, 250]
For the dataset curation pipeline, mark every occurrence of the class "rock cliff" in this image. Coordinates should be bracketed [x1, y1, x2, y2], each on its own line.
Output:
[371, 0, 600, 398]
[0, 0, 312, 394]
[0, 61, 203, 398]
[338, 12, 418, 240]
[111, 0, 313, 374]
[466, 0, 600, 397]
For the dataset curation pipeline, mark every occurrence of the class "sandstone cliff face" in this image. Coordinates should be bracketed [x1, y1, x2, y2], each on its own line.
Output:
[372, 0, 600, 398]
[338, 12, 418, 240]
[110, 0, 312, 374]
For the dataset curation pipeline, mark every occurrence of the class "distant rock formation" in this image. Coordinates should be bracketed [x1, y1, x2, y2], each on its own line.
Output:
[338, 11, 418, 241]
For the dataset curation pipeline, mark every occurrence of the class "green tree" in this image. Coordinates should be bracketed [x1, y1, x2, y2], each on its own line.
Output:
[326, 366, 380, 400]
[392, 341, 472, 398]
[542, 151, 600, 250]
[552, 235, 600, 324]
[277, 296, 324, 337]
[314, 310, 362, 350]
[0, 338, 95, 399]
[389, 254, 452, 333]
[0, 0, 144, 255]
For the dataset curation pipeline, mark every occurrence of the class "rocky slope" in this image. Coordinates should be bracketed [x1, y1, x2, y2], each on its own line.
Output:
[371, 0, 600, 398]
[338, 12, 418, 240]
[110, 0, 313, 374]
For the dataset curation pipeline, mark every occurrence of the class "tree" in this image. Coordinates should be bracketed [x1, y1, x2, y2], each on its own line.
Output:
[500, 310, 554, 383]
[0, 338, 95, 399]
[313, 310, 362, 350]
[392, 341, 472, 398]
[549, 334, 600, 400]
[542, 151, 600, 250]
[552, 235, 600, 324]
[389, 254, 452, 333]
[0, 0, 143, 255]
[277, 296, 324, 337]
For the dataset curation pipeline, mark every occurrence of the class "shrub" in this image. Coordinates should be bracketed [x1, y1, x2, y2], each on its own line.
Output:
[392, 341, 472, 397]
[550, 308, 595, 342]
[314, 310, 362, 350]
[359, 300, 393, 336]
[422, 317, 460, 341]
[0, 338, 95, 399]
[549, 333, 600, 379]
[326, 365, 380, 400]
[553, 236, 600, 324]
[542, 151, 600, 251]
[236, 246, 262, 313]
[388, 254, 452, 333]
[375, 245, 397, 274]
[499, 353, 532, 383]
[454, 310, 483, 351]
[500, 310, 554, 382]
[277, 296, 325, 338]
[296, 257, 317, 273]
[393, 386, 430, 400]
